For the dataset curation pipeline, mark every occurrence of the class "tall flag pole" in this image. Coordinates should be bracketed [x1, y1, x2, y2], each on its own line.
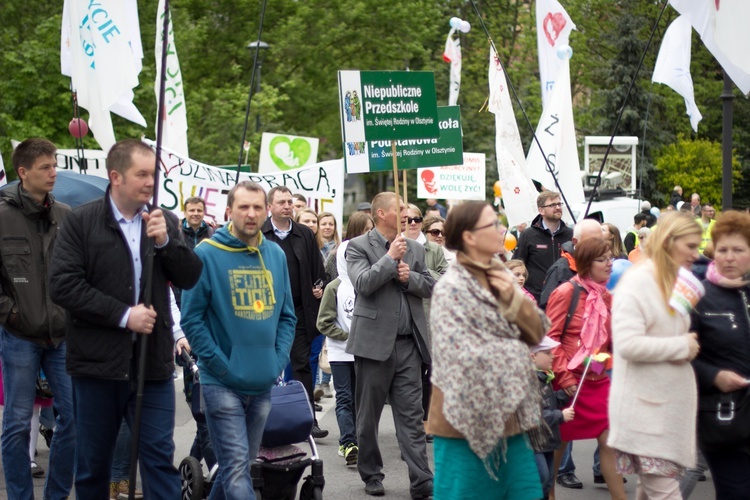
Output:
[652, 16, 702, 132]
[488, 47, 539, 228]
[155, 0, 189, 156]
[128, 2, 170, 498]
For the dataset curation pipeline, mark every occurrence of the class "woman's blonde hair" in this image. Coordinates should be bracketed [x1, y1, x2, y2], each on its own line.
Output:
[645, 211, 702, 305]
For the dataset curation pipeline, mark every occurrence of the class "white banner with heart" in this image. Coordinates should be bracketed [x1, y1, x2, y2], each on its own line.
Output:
[258, 133, 320, 173]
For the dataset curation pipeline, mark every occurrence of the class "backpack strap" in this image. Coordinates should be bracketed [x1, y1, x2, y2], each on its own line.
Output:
[562, 279, 583, 335]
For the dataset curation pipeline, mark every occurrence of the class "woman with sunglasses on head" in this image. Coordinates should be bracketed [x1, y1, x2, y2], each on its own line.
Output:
[608, 211, 702, 499]
[545, 238, 626, 500]
[404, 205, 449, 280]
[423, 215, 455, 264]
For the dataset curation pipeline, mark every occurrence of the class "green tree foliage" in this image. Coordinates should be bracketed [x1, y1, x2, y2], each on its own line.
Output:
[655, 137, 740, 208]
[1, 1, 749, 209]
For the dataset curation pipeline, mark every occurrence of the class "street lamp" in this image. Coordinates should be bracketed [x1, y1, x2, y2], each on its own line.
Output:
[247, 40, 270, 133]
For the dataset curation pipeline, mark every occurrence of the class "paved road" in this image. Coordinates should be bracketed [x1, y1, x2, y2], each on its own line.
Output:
[3, 369, 716, 499]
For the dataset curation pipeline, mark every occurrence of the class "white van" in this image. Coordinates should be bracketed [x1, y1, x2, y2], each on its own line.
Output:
[565, 196, 646, 235]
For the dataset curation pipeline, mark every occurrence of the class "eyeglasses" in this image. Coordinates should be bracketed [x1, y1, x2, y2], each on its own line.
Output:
[540, 202, 564, 209]
[407, 217, 423, 224]
[426, 229, 444, 237]
[471, 220, 504, 232]
[593, 256, 615, 264]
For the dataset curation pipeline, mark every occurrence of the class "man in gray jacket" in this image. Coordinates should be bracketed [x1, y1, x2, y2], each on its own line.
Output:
[0, 138, 74, 499]
[346, 192, 435, 498]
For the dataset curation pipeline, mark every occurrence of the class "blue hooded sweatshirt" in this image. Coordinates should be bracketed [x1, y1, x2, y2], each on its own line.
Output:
[181, 224, 296, 395]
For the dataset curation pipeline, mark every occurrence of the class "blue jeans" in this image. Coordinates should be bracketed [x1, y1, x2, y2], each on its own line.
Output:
[111, 418, 131, 482]
[310, 334, 323, 386]
[72, 377, 180, 499]
[330, 361, 356, 446]
[558, 441, 576, 475]
[535, 451, 554, 498]
[190, 419, 217, 470]
[0, 328, 75, 500]
[202, 383, 272, 500]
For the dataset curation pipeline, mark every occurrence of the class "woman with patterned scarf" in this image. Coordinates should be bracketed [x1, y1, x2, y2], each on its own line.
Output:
[545, 238, 626, 499]
[428, 202, 549, 500]
[609, 211, 702, 499]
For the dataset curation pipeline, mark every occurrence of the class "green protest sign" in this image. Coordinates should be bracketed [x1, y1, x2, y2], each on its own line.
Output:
[344, 106, 463, 173]
[338, 70, 440, 143]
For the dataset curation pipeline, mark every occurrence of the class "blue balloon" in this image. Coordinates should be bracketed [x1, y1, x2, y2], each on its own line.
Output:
[607, 259, 633, 291]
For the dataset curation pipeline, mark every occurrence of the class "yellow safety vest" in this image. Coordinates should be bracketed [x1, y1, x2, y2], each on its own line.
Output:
[699, 219, 715, 254]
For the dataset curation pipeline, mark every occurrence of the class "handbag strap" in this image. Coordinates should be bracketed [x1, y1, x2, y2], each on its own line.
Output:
[562, 279, 583, 335]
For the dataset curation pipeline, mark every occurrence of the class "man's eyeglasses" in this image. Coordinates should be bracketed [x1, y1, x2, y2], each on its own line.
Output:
[540, 202, 564, 209]
[471, 220, 504, 232]
[407, 217, 423, 224]
[426, 229, 444, 237]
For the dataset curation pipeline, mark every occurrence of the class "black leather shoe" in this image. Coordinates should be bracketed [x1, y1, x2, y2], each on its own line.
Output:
[557, 473, 583, 489]
[411, 480, 433, 499]
[698, 473, 707, 482]
[311, 425, 328, 439]
[594, 474, 627, 484]
[314, 403, 323, 412]
[425, 434, 434, 443]
[365, 480, 385, 496]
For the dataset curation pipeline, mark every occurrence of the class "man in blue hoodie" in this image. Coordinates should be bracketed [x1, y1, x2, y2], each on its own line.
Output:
[181, 181, 296, 499]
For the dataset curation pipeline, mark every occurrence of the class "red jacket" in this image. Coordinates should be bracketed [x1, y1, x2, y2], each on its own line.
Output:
[545, 280, 612, 390]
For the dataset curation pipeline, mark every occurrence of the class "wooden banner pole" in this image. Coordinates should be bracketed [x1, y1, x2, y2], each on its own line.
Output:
[392, 142, 401, 234]
[402, 170, 408, 208]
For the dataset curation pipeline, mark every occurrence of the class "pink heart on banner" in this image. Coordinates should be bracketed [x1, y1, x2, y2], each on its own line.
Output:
[543, 12, 567, 46]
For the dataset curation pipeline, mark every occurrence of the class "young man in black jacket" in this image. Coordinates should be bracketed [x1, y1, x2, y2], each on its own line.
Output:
[0, 138, 74, 499]
[513, 191, 573, 303]
[50, 139, 202, 499]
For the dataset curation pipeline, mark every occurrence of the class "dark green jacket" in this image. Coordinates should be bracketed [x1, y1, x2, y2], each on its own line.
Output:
[0, 184, 71, 346]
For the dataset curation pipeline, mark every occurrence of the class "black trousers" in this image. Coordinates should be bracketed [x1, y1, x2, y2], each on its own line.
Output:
[289, 310, 313, 405]
[703, 447, 750, 500]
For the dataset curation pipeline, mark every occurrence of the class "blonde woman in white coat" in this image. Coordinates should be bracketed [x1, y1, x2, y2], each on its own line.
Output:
[609, 212, 702, 499]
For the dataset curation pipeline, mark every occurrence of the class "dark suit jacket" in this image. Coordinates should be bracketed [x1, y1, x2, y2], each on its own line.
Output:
[261, 218, 325, 341]
[49, 189, 202, 380]
[345, 229, 435, 363]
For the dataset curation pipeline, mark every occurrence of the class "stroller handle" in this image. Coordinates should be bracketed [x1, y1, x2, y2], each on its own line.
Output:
[179, 347, 200, 377]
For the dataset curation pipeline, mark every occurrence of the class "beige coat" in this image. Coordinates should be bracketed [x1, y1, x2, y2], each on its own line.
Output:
[608, 261, 697, 468]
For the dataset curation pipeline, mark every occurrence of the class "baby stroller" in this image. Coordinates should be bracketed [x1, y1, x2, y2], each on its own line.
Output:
[178, 352, 325, 500]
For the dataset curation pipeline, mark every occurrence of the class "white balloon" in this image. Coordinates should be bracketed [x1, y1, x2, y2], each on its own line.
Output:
[450, 17, 462, 29]
[459, 21, 471, 33]
[556, 44, 573, 60]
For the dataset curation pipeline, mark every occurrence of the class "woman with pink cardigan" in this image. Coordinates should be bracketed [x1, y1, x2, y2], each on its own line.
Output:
[609, 212, 702, 499]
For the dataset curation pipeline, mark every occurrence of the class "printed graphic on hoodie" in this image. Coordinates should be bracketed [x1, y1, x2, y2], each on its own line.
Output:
[230, 269, 274, 320]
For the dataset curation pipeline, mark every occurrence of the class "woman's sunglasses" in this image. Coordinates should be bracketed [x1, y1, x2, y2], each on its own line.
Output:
[426, 229, 443, 237]
[407, 217, 423, 224]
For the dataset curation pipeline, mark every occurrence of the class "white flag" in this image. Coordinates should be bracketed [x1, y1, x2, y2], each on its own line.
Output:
[488, 47, 539, 228]
[443, 28, 462, 106]
[714, 2, 750, 75]
[155, 0, 189, 157]
[652, 16, 702, 132]
[0, 150, 7, 187]
[536, 0, 576, 108]
[525, 59, 585, 208]
[62, 0, 145, 151]
[669, 0, 750, 95]
[61, 0, 146, 129]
